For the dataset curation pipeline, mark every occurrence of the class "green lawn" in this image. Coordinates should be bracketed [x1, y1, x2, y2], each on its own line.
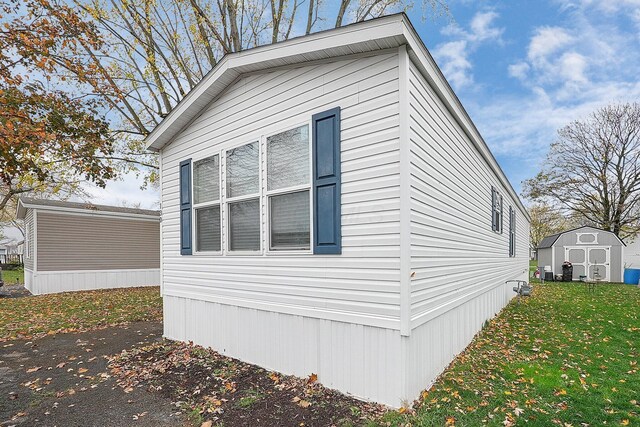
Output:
[0, 286, 162, 341]
[529, 259, 537, 277]
[377, 282, 640, 426]
[2, 268, 24, 285]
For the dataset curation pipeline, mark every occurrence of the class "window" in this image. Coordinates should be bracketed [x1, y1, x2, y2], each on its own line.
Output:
[180, 107, 340, 257]
[227, 142, 260, 251]
[491, 186, 503, 233]
[193, 155, 221, 252]
[267, 126, 311, 250]
[509, 206, 516, 257]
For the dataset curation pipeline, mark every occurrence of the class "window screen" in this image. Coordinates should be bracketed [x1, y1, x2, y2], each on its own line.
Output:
[270, 190, 310, 250]
[196, 206, 221, 252]
[229, 198, 260, 251]
[226, 142, 259, 198]
[267, 126, 309, 191]
[193, 156, 219, 204]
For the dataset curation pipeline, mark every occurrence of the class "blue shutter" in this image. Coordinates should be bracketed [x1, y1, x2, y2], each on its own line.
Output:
[179, 159, 192, 255]
[312, 107, 341, 254]
[499, 194, 504, 234]
[491, 187, 496, 231]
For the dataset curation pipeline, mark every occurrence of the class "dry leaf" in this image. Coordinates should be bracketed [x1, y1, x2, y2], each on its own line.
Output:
[297, 399, 311, 408]
[26, 366, 41, 373]
[201, 422, 213, 427]
[78, 368, 88, 374]
[307, 373, 318, 384]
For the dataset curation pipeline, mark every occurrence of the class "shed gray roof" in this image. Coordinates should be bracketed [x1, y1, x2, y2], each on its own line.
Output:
[538, 233, 562, 249]
[537, 226, 625, 249]
[16, 197, 160, 219]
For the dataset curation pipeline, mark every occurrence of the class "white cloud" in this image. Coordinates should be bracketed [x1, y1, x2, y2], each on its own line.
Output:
[433, 10, 504, 89]
[460, 0, 640, 187]
[469, 11, 504, 42]
[83, 171, 159, 209]
[558, 51, 588, 84]
[508, 62, 530, 80]
[433, 41, 473, 88]
[527, 27, 573, 61]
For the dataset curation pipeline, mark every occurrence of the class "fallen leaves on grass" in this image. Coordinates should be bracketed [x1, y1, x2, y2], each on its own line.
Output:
[108, 340, 387, 426]
[376, 282, 640, 427]
[0, 287, 162, 341]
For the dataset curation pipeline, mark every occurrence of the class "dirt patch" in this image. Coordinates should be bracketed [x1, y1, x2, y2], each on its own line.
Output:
[110, 341, 387, 427]
[0, 321, 188, 427]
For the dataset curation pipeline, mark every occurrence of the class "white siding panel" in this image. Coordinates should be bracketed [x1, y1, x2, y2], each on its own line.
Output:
[408, 59, 529, 324]
[163, 296, 404, 407]
[405, 282, 511, 401]
[161, 53, 402, 329]
[23, 210, 34, 271]
[24, 268, 34, 293]
[28, 269, 160, 295]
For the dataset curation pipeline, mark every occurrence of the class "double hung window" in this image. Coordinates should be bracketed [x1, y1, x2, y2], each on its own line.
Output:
[266, 126, 310, 251]
[226, 142, 261, 251]
[193, 155, 221, 252]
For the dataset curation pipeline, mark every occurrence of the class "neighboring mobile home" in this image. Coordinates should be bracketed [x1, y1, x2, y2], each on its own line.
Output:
[17, 198, 160, 295]
[147, 14, 530, 406]
[537, 226, 624, 282]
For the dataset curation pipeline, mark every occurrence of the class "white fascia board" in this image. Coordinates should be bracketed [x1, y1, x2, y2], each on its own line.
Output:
[19, 203, 160, 222]
[16, 199, 27, 219]
[399, 19, 531, 222]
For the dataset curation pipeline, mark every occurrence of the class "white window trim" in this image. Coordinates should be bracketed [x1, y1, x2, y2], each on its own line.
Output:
[25, 222, 31, 259]
[576, 232, 598, 245]
[192, 155, 222, 255]
[265, 121, 312, 254]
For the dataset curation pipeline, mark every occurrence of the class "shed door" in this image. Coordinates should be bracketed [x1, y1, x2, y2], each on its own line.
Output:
[588, 247, 610, 282]
[565, 247, 586, 280]
[564, 246, 611, 281]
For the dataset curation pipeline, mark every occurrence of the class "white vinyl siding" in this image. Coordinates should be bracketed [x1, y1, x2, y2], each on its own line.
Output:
[161, 52, 402, 329]
[24, 210, 34, 271]
[407, 58, 529, 326]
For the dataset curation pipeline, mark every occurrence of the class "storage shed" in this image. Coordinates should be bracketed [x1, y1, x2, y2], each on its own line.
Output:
[537, 226, 624, 282]
[17, 198, 160, 295]
[146, 13, 530, 407]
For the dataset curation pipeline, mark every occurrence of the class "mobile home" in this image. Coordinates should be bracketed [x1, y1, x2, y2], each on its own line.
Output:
[17, 198, 160, 295]
[147, 14, 530, 406]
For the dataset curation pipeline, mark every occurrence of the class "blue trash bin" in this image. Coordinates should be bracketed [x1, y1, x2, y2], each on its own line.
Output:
[623, 268, 640, 285]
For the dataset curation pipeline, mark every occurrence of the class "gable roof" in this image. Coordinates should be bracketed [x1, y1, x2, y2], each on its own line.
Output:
[16, 197, 160, 220]
[143, 13, 530, 221]
[537, 226, 626, 249]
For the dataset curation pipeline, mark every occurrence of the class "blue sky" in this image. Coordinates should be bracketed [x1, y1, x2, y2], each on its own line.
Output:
[87, 0, 640, 208]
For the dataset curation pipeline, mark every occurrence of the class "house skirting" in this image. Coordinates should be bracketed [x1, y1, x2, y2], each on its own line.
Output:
[26, 268, 160, 295]
[163, 281, 514, 407]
